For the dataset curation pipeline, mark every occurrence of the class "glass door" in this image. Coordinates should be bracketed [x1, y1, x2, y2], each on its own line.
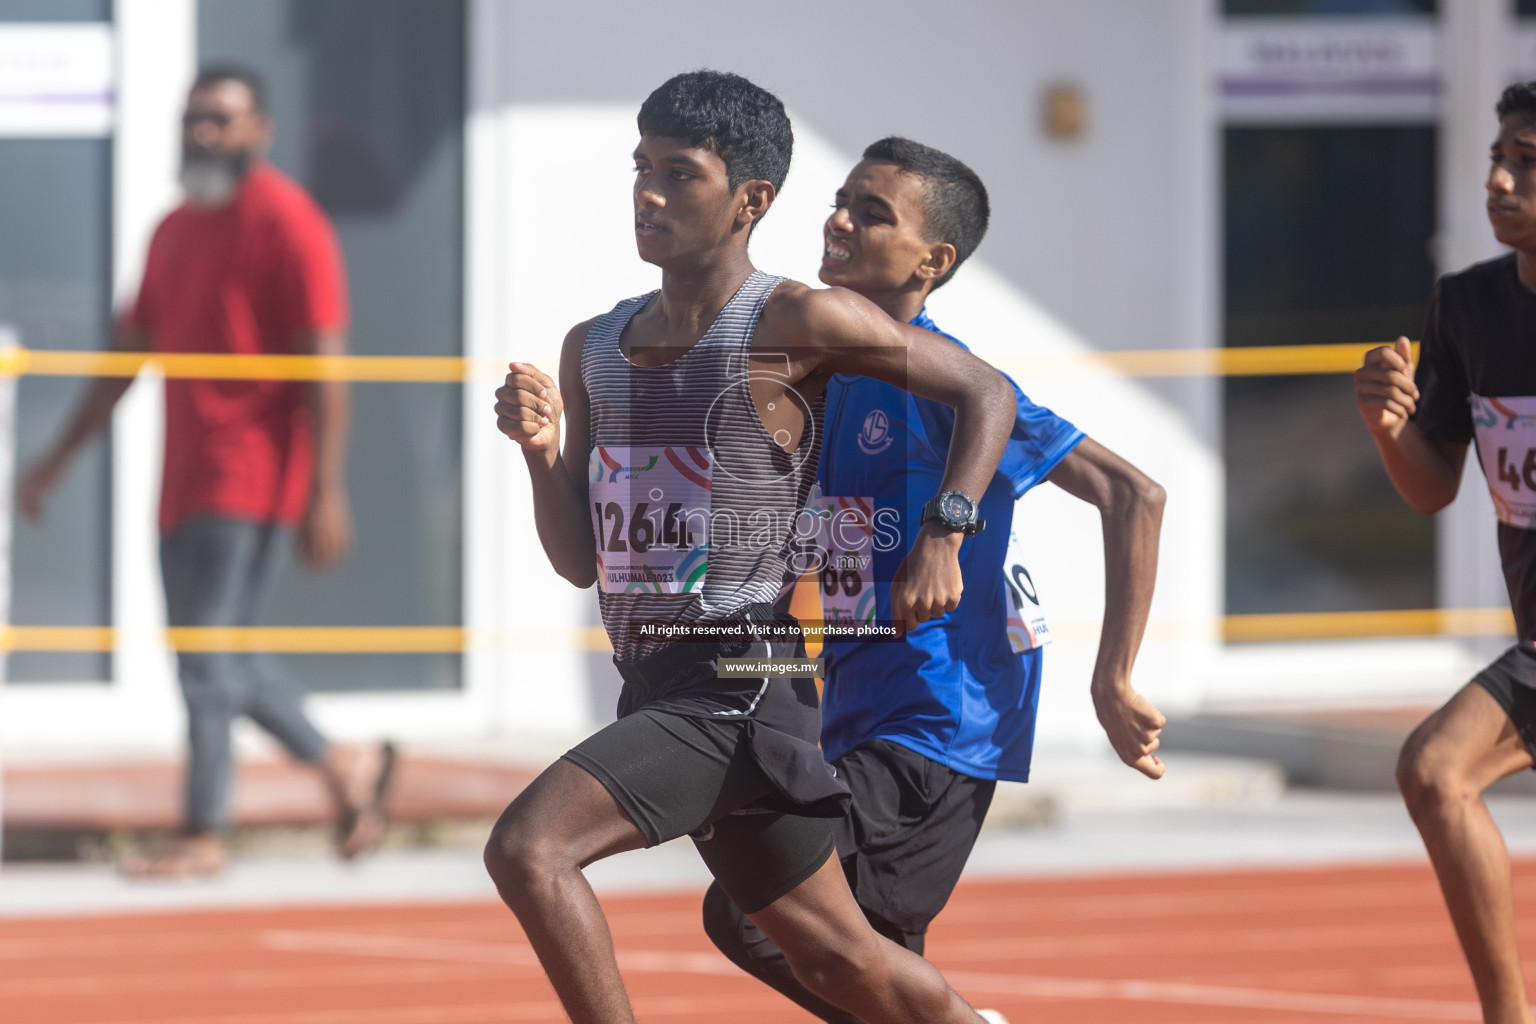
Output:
[2, 0, 114, 683]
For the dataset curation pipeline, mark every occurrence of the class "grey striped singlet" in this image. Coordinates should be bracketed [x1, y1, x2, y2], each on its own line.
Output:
[582, 270, 823, 661]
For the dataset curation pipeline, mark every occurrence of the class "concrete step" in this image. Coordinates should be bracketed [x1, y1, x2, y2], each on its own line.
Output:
[1, 753, 534, 861]
[1163, 707, 1536, 794]
[984, 751, 1287, 829]
[1, 747, 1289, 860]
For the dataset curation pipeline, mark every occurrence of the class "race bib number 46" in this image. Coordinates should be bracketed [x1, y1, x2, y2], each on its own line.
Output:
[1473, 394, 1536, 530]
[589, 446, 712, 594]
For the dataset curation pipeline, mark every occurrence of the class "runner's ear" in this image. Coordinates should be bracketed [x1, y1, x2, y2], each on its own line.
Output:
[736, 179, 776, 227]
[918, 243, 956, 283]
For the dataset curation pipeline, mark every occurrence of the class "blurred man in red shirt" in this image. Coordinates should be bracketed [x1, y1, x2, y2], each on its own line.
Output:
[19, 65, 392, 877]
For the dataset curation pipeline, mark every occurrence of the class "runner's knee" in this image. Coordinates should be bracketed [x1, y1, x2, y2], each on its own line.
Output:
[780, 928, 883, 1000]
[1397, 729, 1472, 811]
[483, 809, 565, 899]
[702, 882, 749, 962]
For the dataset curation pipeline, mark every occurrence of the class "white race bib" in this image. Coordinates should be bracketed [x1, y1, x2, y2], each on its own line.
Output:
[589, 446, 713, 593]
[806, 488, 877, 624]
[1473, 394, 1536, 530]
[1003, 529, 1050, 652]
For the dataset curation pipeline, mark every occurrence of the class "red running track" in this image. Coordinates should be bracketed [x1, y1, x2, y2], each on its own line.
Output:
[6, 859, 1535, 1023]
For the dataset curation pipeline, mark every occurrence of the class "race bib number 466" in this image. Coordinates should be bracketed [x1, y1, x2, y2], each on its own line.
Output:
[1473, 394, 1536, 529]
[589, 446, 712, 594]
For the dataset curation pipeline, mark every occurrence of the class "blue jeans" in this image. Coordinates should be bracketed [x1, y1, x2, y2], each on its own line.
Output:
[160, 516, 328, 832]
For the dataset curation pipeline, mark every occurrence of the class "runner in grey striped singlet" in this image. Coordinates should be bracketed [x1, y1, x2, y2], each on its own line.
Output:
[488, 72, 1014, 1024]
[583, 269, 823, 662]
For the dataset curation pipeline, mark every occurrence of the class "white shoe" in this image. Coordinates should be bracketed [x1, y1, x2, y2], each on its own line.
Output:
[977, 1012, 1011, 1024]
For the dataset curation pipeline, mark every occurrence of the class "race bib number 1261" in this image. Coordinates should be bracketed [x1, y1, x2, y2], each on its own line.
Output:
[588, 446, 713, 594]
[1473, 394, 1536, 530]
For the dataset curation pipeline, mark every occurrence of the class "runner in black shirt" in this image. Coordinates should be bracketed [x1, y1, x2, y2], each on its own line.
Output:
[1355, 81, 1536, 1024]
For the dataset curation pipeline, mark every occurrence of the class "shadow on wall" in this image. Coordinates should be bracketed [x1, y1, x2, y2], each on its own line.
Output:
[286, 0, 463, 214]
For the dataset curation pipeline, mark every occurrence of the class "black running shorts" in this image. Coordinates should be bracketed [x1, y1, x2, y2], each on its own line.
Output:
[830, 738, 996, 936]
[564, 708, 836, 914]
[1474, 643, 1536, 765]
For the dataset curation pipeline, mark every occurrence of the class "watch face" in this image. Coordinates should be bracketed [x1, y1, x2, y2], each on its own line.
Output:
[939, 492, 973, 524]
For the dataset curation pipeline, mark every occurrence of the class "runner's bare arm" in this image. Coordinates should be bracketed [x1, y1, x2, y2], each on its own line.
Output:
[778, 285, 1016, 501]
[17, 321, 149, 523]
[495, 321, 598, 588]
[763, 284, 1017, 625]
[1354, 337, 1468, 515]
[1046, 437, 1168, 779]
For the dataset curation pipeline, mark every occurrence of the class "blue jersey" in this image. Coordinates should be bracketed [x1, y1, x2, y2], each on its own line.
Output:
[817, 309, 1083, 782]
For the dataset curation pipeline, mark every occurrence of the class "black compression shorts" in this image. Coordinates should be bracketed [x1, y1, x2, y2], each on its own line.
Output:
[1473, 644, 1536, 765]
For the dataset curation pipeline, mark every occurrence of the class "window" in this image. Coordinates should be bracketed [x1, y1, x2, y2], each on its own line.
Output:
[2, 0, 113, 683]
[198, 0, 465, 692]
[1223, 0, 1436, 15]
[1223, 126, 1437, 616]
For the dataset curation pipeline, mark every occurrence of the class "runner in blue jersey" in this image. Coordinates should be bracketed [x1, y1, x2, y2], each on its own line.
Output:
[703, 137, 1168, 1024]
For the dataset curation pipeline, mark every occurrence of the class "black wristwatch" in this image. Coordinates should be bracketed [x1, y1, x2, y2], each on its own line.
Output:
[920, 491, 985, 536]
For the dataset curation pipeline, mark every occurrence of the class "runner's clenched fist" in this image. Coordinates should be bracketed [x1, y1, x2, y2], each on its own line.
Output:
[495, 361, 563, 465]
[1354, 337, 1418, 439]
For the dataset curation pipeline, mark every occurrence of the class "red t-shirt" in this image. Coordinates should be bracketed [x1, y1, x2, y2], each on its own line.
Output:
[128, 163, 348, 534]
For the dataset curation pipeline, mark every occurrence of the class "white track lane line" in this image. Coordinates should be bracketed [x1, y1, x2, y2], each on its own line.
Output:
[260, 929, 739, 976]
[88, 993, 761, 1024]
[945, 970, 1480, 1021]
[261, 928, 1482, 1020]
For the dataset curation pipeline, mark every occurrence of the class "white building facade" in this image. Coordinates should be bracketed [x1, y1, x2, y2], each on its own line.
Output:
[1, 0, 1530, 762]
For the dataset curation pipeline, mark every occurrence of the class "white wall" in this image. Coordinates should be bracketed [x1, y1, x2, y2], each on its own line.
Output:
[501, 0, 1216, 353]
[6, 0, 1506, 764]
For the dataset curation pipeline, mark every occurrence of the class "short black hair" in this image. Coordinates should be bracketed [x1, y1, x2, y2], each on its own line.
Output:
[637, 70, 793, 194]
[1497, 81, 1536, 123]
[191, 63, 266, 112]
[862, 137, 989, 290]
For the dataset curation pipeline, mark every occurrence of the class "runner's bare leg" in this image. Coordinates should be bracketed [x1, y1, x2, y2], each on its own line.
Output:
[748, 853, 985, 1023]
[484, 760, 647, 1024]
[1399, 683, 1536, 1024]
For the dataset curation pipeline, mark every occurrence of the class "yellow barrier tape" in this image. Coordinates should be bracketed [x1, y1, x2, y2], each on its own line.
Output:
[994, 341, 1417, 379]
[1223, 606, 1516, 643]
[0, 341, 1413, 383]
[0, 625, 614, 654]
[0, 610, 1513, 653]
[0, 626, 469, 654]
[2, 627, 118, 652]
[6, 348, 478, 382]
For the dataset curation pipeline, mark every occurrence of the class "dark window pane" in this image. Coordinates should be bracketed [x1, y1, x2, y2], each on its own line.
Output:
[198, 0, 464, 692]
[0, 0, 113, 685]
[1223, 126, 1437, 617]
[2, 138, 112, 683]
[1223, 0, 1436, 14]
[0, 0, 107, 19]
